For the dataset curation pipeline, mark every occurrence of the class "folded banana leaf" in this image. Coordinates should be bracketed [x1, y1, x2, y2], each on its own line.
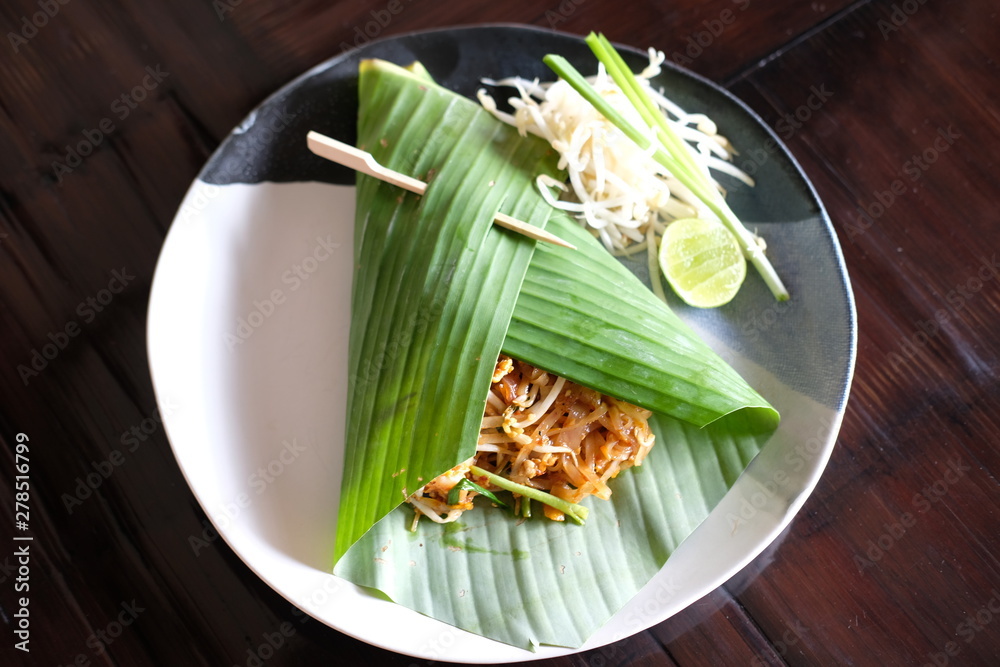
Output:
[334, 59, 778, 649]
[509, 214, 776, 427]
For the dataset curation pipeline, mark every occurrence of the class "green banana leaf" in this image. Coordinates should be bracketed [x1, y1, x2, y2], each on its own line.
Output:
[508, 215, 776, 427]
[337, 409, 771, 649]
[337, 59, 563, 562]
[334, 59, 778, 649]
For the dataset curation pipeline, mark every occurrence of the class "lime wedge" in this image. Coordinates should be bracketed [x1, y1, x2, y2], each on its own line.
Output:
[659, 217, 747, 308]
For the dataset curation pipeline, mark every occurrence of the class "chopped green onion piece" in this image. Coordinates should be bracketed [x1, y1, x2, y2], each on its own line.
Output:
[470, 465, 589, 525]
[543, 38, 790, 302]
[447, 477, 508, 508]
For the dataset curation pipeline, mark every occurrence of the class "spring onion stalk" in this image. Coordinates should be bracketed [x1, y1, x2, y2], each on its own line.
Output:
[470, 465, 590, 525]
[447, 477, 508, 508]
[543, 35, 790, 301]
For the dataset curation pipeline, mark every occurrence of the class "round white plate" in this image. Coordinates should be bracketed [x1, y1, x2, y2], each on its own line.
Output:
[147, 25, 855, 663]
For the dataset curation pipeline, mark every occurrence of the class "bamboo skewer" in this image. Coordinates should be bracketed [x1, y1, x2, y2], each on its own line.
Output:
[308, 132, 427, 196]
[306, 131, 576, 249]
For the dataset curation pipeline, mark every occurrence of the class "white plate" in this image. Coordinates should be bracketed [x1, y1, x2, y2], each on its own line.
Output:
[147, 25, 855, 662]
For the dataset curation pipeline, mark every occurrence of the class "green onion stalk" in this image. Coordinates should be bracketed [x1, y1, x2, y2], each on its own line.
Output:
[470, 465, 590, 525]
[544, 33, 790, 302]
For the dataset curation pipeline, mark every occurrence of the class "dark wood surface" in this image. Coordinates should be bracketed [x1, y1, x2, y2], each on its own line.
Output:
[1, 1, 998, 665]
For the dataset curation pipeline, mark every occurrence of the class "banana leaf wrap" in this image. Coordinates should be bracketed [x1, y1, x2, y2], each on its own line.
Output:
[334, 59, 778, 649]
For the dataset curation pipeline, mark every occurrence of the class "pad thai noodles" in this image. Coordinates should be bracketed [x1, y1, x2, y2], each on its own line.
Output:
[406, 355, 655, 526]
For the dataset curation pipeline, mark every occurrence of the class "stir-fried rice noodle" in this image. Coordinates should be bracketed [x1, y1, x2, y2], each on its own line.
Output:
[476, 48, 753, 275]
[405, 356, 655, 524]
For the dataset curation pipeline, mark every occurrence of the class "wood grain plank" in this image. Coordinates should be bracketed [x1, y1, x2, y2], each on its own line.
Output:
[718, 0, 1000, 664]
[5, 0, 999, 665]
[1, 1, 823, 664]
[650, 588, 791, 666]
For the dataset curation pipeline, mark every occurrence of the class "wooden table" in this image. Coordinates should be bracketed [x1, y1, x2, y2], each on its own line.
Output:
[2, 1, 998, 665]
